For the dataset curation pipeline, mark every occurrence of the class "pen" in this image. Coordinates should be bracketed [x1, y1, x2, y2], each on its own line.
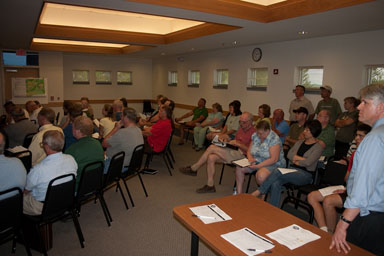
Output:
[192, 214, 216, 219]
[247, 249, 272, 253]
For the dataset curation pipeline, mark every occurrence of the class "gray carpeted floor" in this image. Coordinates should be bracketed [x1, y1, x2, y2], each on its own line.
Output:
[1, 138, 311, 255]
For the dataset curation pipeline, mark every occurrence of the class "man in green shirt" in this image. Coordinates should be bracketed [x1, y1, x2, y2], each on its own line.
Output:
[65, 116, 104, 191]
[315, 85, 342, 125]
[175, 98, 208, 145]
[316, 109, 335, 158]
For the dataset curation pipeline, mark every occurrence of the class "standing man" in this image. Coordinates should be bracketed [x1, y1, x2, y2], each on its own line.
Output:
[330, 84, 384, 255]
[289, 85, 315, 121]
[175, 98, 208, 145]
[271, 109, 289, 144]
[316, 110, 335, 159]
[315, 85, 342, 125]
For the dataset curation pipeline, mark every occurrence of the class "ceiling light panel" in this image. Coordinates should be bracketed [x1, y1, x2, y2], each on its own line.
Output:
[40, 3, 204, 35]
[238, 0, 287, 6]
[33, 38, 129, 48]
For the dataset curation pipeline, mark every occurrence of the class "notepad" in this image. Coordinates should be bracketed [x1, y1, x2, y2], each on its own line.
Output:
[318, 185, 345, 197]
[277, 168, 298, 175]
[232, 158, 252, 167]
[221, 227, 274, 256]
[7, 146, 28, 154]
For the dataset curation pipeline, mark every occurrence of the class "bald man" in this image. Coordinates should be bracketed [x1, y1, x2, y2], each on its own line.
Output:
[271, 109, 289, 144]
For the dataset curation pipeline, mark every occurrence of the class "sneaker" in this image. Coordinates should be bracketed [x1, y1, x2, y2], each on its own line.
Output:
[179, 166, 197, 176]
[142, 169, 158, 175]
[196, 185, 216, 193]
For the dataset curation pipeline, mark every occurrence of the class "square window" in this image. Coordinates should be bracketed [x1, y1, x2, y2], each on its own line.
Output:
[298, 66, 323, 89]
[168, 71, 178, 86]
[188, 70, 200, 87]
[214, 69, 228, 89]
[367, 65, 384, 85]
[247, 68, 268, 91]
[95, 71, 112, 84]
[117, 71, 132, 85]
[72, 70, 89, 84]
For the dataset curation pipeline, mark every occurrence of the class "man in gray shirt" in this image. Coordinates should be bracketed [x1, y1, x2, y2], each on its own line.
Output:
[102, 108, 144, 172]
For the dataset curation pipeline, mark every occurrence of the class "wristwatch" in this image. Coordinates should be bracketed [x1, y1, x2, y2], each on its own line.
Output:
[340, 215, 352, 224]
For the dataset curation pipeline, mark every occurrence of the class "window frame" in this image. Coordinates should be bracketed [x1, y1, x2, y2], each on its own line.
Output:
[168, 71, 178, 87]
[213, 69, 229, 89]
[366, 65, 384, 85]
[188, 70, 200, 88]
[117, 71, 133, 85]
[247, 67, 268, 91]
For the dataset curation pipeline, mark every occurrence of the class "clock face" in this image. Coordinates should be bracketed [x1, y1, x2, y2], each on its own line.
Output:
[252, 48, 262, 62]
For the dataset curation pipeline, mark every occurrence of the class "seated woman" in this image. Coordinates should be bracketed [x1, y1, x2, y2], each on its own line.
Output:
[99, 104, 115, 138]
[255, 104, 271, 126]
[206, 100, 241, 141]
[193, 103, 223, 151]
[235, 120, 285, 194]
[307, 123, 371, 233]
[251, 120, 323, 207]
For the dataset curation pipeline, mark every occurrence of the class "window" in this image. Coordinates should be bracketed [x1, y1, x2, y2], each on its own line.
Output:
[298, 66, 323, 89]
[247, 68, 268, 91]
[95, 70, 112, 84]
[117, 71, 132, 85]
[168, 71, 178, 86]
[188, 70, 200, 87]
[367, 65, 384, 85]
[72, 70, 89, 84]
[214, 69, 229, 89]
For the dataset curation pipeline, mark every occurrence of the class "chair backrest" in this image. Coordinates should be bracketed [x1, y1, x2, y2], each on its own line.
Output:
[143, 100, 154, 114]
[321, 161, 348, 186]
[41, 174, 76, 221]
[0, 187, 23, 236]
[162, 129, 174, 153]
[105, 151, 125, 186]
[126, 144, 144, 175]
[55, 112, 60, 125]
[77, 161, 104, 200]
[23, 133, 36, 148]
[16, 150, 32, 173]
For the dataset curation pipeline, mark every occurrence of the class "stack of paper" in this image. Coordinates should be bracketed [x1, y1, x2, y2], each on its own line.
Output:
[221, 228, 274, 255]
[7, 146, 28, 154]
[318, 185, 345, 197]
[277, 168, 298, 175]
[266, 224, 320, 250]
[232, 158, 252, 167]
[189, 204, 232, 224]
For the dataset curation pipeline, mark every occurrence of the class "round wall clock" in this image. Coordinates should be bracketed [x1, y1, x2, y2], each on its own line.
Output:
[252, 47, 262, 62]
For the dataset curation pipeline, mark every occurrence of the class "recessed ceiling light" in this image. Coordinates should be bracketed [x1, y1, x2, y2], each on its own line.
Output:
[32, 38, 129, 48]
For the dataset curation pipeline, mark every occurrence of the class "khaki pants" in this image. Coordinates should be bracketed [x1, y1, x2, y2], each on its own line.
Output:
[23, 193, 44, 215]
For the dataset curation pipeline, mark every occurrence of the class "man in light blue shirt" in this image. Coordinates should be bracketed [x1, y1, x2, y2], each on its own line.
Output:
[0, 132, 27, 200]
[330, 84, 384, 255]
[271, 109, 289, 144]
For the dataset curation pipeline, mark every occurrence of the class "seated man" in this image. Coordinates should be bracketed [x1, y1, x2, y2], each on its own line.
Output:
[0, 132, 27, 200]
[80, 97, 94, 119]
[4, 106, 38, 148]
[102, 108, 144, 173]
[307, 124, 371, 233]
[112, 99, 124, 121]
[316, 110, 336, 159]
[175, 98, 208, 145]
[23, 130, 77, 215]
[179, 112, 256, 193]
[66, 116, 105, 190]
[26, 100, 42, 124]
[271, 109, 289, 144]
[62, 103, 83, 150]
[29, 108, 63, 166]
[283, 107, 308, 150]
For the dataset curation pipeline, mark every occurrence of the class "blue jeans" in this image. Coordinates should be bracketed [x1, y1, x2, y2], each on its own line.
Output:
[259, 167, 313, 207]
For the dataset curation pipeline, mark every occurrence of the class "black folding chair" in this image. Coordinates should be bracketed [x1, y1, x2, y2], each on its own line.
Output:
[23, 133, 36, 148]
[0, 187, 32, 256]
[219, 163, 256, 193]
[104, 151, 130, 214]
[120, 144, 147, 207]
[23, 174, 84, 255]
[76, 161, 112, 227]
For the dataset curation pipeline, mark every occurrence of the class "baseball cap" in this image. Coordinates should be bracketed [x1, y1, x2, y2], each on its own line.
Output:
[293, 107, 308, 115]
[320, 85, 332, 93]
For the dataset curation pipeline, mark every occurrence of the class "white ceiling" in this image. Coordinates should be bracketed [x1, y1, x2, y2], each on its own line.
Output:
[1, 0, 384, 59]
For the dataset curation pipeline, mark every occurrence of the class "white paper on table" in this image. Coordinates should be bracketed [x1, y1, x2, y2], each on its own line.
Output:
[7, 146, 28, 154]
[318, 185, 345, 197]
[278, 168, 298, 175]
[189, 204, 232, 224]
[221, 227, 274, 256]
[232, 158, 251, 167]
[266, 224, 321, 250]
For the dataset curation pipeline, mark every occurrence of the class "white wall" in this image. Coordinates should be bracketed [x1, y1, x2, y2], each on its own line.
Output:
[152, 29, 384, 116]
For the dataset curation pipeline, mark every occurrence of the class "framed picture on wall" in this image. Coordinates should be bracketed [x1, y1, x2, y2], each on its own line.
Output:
[72, 70, 89, 84]
[117, 71, 132, 85]
[95, 70, 112, 85]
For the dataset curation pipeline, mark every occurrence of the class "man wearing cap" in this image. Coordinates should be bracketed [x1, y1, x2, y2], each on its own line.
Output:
[289, 85, 315, 121]
[284, 107, 308, 150]
[315, 85, 341, 125]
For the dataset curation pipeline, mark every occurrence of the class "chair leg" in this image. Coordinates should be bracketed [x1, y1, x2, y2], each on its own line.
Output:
[137, 172, 148, 197]
[71, 210, 85, 248]
[162, 154, 173, 176]
[116, 181, 129, 210]
[165, 152, 174, 169]
[35, 223, 47, 256]
[98, 194, 112, 226]
[245, 174, 253, 193]
[168, 148, 175, 163]
[17, 229, 32, 256]
[219, 164, 225, 185]
[121, 178, 135, 207]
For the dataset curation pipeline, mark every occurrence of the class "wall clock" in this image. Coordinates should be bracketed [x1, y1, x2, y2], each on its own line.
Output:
[252, 47, 262, 62]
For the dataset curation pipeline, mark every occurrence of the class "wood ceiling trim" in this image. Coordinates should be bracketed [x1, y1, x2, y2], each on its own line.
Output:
[122, 45, 155, 54]
[165, 23, 241, 44]
[126, 0, 375, 22]
[31, 43, 125, 54]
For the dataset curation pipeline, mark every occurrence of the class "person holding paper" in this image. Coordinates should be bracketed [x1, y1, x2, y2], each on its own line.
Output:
[235, 120, 285, 194]
[330, 84, 384, 256]
[179, 112, 255, 193]
[251, 120, 323, 207]
[99, 104, 115, 138]
[307, 124, 371, 233]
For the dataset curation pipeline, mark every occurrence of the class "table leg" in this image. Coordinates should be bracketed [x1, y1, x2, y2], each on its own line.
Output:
[191, 231, 199, 256]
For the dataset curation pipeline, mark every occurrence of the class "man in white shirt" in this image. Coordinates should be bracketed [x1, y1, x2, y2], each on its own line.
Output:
[289, 85, 315, 121]
[28, 108, 63, 166]
[23, 130, 77, 215]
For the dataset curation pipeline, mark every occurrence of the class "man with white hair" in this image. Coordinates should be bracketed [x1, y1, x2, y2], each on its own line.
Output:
[330, 84, 384, 255]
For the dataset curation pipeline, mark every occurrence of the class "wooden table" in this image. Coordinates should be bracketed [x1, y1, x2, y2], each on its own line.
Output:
[173, 194, 373, 256]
